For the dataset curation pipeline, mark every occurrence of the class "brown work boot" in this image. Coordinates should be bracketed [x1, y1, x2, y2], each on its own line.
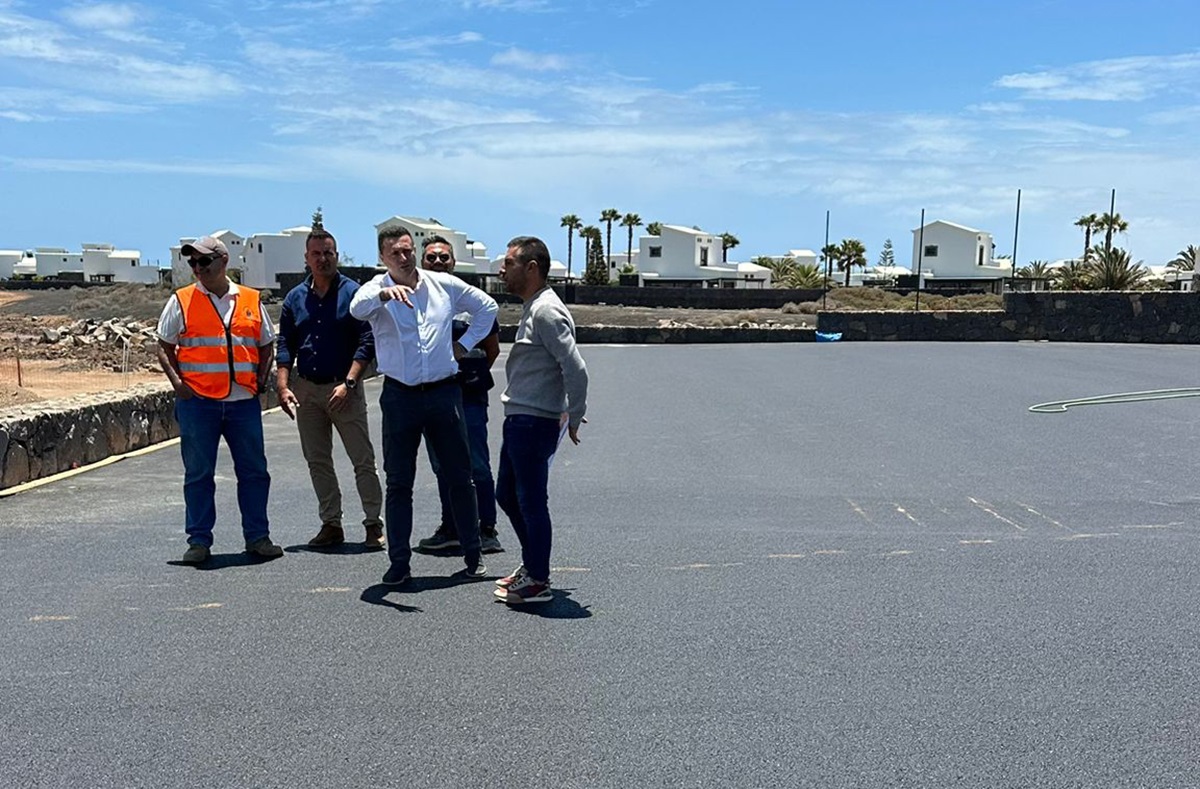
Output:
[363, 523, 385, 550]
[308, 523, 344, 547]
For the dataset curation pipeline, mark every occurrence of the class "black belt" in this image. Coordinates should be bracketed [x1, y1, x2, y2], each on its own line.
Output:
[385, 375, 457, 391]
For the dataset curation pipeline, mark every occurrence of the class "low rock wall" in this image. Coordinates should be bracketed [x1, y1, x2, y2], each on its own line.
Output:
[0, 384, 280, 491]
[499, 325, 814, 344]
[817, 291, 1200, 343]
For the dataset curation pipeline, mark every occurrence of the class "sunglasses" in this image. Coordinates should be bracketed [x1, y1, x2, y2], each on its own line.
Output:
[424, 252, 451, 263]
[188, 254, 221, 268]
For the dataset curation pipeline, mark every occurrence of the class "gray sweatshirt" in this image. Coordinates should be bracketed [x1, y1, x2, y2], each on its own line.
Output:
[501, 286, 588, 429]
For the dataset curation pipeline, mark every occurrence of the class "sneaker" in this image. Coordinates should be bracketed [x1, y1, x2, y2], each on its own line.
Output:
[417, 525, 459, 550]
[181, 544, 210, 564]
[461, 562, 488, 580]
[363, 523, 385, 550]
[308, 523, 344, 547]
[382, 565, 411, 585]
[480, 526, 503, 554]
[245, 537, 284, 558]
[495, 565, 526, 589]
[495, 574, 552, 604]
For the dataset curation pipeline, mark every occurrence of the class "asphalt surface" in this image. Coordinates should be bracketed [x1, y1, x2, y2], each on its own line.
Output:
[2, 341, 1199, 788]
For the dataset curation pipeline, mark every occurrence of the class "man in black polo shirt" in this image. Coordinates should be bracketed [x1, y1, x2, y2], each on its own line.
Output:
[415, 235, 504, 555]
[276, 228, 384, 549]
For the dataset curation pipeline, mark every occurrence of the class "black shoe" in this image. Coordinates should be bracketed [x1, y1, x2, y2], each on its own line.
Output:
[382, 565, 411, 585]
[461, 562, 488, 580]
[181, 544, 210, 564]
[480, 526, 503, 554]
[417, 526, 459, 550]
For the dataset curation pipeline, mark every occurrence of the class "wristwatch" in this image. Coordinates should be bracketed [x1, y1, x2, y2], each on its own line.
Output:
[344, 378, 358, 390]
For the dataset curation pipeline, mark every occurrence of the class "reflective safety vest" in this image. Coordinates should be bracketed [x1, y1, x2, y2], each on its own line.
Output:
[174, 284, 263, 399]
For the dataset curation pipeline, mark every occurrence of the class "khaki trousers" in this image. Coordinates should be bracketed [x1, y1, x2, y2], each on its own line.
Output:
[292, 376, 383, 530]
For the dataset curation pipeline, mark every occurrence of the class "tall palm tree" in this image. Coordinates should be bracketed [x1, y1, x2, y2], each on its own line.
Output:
[1074, 213, 1099, 262]
[599, 208, 620, 269]
[560, 214, 582, 280]
[836, 239, 867, 287]
[720, 232, 740, 263]
[645, 221, 662, 236]
[580, 224, 598, 266]
[1096, 212, 1128, 254]
[619, 212, 642, 270]
[819, 243, 839, 280]
[1168, 244, 1199, 271]
[1090, 246, 1146, 290]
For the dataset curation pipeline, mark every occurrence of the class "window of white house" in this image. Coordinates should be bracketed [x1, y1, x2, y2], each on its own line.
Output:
[258, 243, 263, 253]
[648, 246, 662, 258]
[700, 247, 709, 266]
[977, 247, 984, 265]
[924, 245, 938, 258]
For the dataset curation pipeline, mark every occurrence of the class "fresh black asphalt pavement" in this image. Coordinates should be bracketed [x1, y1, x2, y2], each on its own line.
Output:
[2, 341, 1198, 788]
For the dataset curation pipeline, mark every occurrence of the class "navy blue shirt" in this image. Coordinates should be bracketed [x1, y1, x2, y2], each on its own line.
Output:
[277, 274, 375, 383]
[454, 317, 500, 405]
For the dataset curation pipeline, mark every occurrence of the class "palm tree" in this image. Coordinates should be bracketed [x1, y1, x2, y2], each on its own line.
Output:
[720, 232, 740, 264]
[619, 213, 642, 271]
[599, 208, 620, 269]
[1054, 258, 1092, 290]
[782, 262, 826, 289]
[752, 255, 796, 287]
[580, 224, 598, 266]
[1168, 245, 1198, 271]
[645, 221, 663, 236]
[836, 239, 867, 287]
[819, 243, 839, 280]
[1016, 260, 1054, 279]
[1074, 213, 1099, 262]
[560, 214, 582, 280]
[1090, 247, 1146, 290]
[1096, 212, 1128, 254]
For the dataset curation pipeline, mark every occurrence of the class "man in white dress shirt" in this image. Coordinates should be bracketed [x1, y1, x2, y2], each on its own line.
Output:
[349, 227, 499, 585]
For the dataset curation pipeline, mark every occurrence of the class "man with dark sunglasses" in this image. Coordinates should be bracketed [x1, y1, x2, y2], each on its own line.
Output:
[414, 235, 503, 555]
[157, 235, 281, 565]
[276, 228, 384, 550]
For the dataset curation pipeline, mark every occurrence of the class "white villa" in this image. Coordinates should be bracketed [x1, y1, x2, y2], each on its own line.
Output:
[910, 220, 1012, 293]
[172, 228, 309, 291]
[376, 216, 493, 274]
[0, 250, 24, 279]
[29, 244, 158, 283]
[635, 224, 770, 288]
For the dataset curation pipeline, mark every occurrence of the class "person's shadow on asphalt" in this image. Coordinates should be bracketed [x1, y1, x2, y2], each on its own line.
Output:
[360, 584, 422, 613]
[166, 552, 283, 570]
[285, 543, 383, 556]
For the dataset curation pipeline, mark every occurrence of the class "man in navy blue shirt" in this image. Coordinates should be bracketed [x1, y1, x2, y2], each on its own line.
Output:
[276, 228, 384, 549]
[415, 235, 504, 555]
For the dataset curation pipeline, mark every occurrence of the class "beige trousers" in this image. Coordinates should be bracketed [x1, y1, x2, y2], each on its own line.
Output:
[292, 376, 383, 529]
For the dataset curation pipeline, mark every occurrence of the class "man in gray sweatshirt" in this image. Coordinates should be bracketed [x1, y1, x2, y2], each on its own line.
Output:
[492, 236, 589, 604]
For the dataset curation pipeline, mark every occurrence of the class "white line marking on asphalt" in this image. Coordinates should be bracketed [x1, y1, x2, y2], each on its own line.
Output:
[1121, 522, 1183, 529]
[885, 550, 914, 557]
[847, 499, 874, 524]
[551, 567, 591, 573]
[666, 562, 745, 570]
[811, 550, 846, 556]
[1059, 533, 1119, 541]
[959, 539, 995, 545]
[895, 504, 922, 526]
[309, 587, 352, 593]
[1015, 501, 1069, 531]
[968, 497, 1027, 531]
[768, 553, 806, 559]
[29, 615, 74, 622]
[169, 603, 223, 611]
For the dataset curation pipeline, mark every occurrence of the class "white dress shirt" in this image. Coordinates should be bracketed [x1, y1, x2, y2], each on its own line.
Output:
[157, 279, 276, 401]
[349, 269, 498, 385]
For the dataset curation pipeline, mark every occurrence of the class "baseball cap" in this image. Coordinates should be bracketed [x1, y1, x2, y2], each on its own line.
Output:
[181, 236, 229, 258]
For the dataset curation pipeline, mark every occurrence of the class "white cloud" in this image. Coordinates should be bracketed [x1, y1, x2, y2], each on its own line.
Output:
[390, 31, 484, 53]
[490, 47, 568, 71]
[461, 0, 553, 9]
[60, 2, 140, 30]
[995, 53, 1200, 101]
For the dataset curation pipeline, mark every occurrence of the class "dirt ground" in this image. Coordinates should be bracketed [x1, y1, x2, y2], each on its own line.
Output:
[0, 285, 816, 404]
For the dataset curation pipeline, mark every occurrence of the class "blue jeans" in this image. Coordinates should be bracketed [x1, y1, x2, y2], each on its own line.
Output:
[427, 400, 496, 529]
[175, 396, 271, 548]
[380, 379, 481, 574]
[495, 414, 562, 583]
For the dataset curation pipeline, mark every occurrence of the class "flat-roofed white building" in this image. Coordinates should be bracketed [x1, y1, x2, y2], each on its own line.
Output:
[0, 250, 23, 279]
[375, 216, 493, 274]
[81, 243, 160, 284]
[635, 224, 769, 288]
[34, 247, 84, 278]
[241, 226, 309, 290]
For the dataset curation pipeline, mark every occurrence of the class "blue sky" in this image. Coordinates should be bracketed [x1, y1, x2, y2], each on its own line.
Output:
[1, 0, 1198, 268]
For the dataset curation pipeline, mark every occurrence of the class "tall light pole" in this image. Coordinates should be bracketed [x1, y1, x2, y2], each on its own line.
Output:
[914, 209, 925, 311]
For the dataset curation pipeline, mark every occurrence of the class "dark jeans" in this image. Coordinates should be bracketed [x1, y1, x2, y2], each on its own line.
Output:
[495, 414, 562, 583]
[380, 378, 481, 573]
[175, 396, 271, 548]
[427, 400, 496, 529]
